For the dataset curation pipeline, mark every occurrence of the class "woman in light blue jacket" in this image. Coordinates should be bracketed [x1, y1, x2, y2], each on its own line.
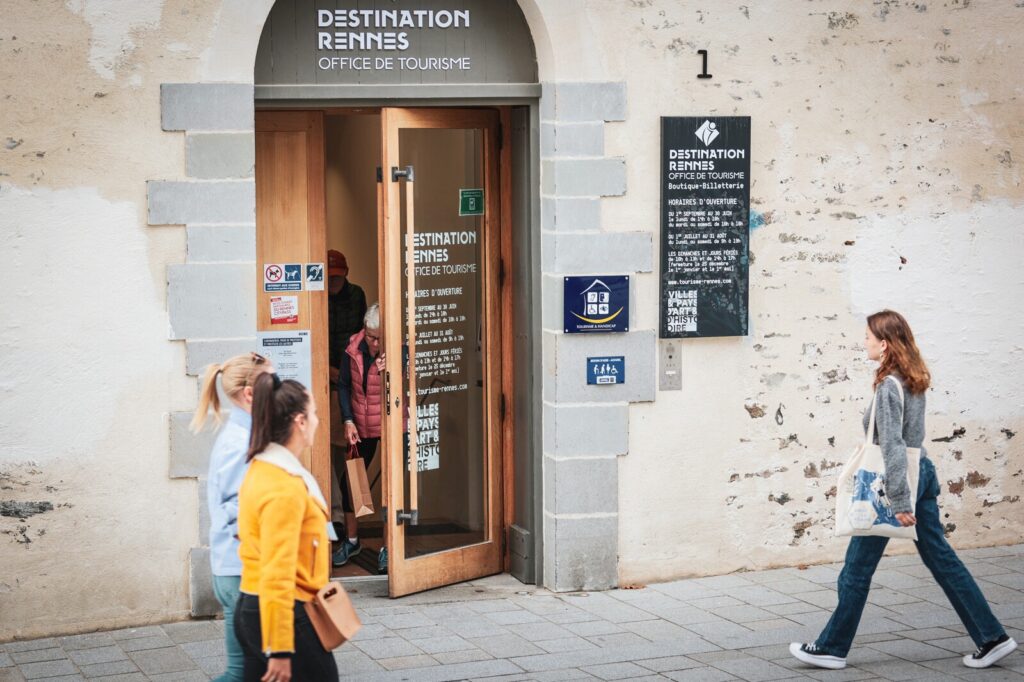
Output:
[191, 352, 273, 682]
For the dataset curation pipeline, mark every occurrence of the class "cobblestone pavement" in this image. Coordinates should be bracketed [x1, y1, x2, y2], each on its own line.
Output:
[4, 544, 1024, 681]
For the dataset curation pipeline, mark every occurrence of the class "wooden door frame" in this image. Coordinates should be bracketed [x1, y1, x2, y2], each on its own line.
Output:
[254, 111, 331, 491]
[255, 105, 517, 584]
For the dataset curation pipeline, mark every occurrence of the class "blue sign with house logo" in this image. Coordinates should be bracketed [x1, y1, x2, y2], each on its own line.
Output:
[587, 356, 625, 385]
[563, 275, 629, 333]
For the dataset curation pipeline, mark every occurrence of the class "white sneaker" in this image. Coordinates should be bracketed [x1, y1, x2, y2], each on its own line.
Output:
[963, 635, 1017, 669]
[789, 642, 847, 670]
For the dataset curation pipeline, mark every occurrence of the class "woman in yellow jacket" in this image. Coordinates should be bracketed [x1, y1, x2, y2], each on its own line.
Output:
[235, 373, 338, 681]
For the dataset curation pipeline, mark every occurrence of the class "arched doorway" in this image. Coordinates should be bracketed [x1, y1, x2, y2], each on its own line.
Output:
[251, 0, 541, 597]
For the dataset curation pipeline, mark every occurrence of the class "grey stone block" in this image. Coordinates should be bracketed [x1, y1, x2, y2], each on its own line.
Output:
[544, 457, 617, 520]
[18, 659, 77, 679]
[548, 82, 627, 123]
[185, 338, 258, 376]
[148, 180, 255, 225]
[66, 646, 127, 666]
[11, 649, 65, 664]
[179, 640, 222, 660]
[186, 225, 256, 262]
[545, 330, 656, 404]
[542, 158, 626, 197]
[197, 478, 210, 544]
[541, 197, 601, 232]
[4, 639, 58, 653]
[127, 646, 199, 676]
[167, 263, 256, 340]
[76, 659, 140, 678]
[119, 634, 175, 653]
[542, 231, 653, 275]
[58, 633, 116, 651]
[161, 620, 224, 645]
[541, 122, 605, 158]
[540, 83, 555, 121]
[540, 273, 563, 331]
[110, 626, 166, 641]
[543, 514, 618, 592]
[161, 83, 254, 132]
[543, 403, 629, 458]
[169, 411, 215, 479]
[465, 633, 543, 658]
[185, 133, 255, 179]
[189, 547, 219, 618]
[353, 637, 424, 660]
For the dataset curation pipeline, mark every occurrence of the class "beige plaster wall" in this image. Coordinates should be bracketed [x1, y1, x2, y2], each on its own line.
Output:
[554, 0, 1024, 582]
[0, 0, 258, 640]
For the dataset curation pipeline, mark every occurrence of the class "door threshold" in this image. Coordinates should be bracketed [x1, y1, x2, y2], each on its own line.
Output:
[337, 574, 388, 584]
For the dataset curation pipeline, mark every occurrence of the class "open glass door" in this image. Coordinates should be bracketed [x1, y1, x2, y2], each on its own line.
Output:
[380, 108, 503, 597]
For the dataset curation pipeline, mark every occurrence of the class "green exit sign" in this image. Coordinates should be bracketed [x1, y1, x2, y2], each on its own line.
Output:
[459, 188, 484, 216]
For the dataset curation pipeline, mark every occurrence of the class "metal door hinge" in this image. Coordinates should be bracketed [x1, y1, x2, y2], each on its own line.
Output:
[396, 509, 419, 525]
[376, 166, 383, 182]
[391, 165, 414, 182]
[384, 371, 392, 415]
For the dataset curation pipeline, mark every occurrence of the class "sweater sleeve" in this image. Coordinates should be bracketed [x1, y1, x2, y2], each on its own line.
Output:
[339, 351, 355, 423]
[876, 379, 913, 514]
[257, 485, 305, 654]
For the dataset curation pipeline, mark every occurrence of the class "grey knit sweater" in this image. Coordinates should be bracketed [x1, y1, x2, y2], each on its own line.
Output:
[861, 374, 928, 514]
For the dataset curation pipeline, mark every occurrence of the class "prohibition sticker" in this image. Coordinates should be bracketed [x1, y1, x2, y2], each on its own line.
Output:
[264, 263, 302, 292]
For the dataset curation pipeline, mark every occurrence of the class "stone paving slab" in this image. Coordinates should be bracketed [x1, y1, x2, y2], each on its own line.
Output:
[3, 546, 1024, 680]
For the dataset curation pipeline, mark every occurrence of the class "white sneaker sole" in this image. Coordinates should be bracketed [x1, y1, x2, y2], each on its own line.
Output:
[789, 642, 847, 670]
[963, 637, 1018, 669]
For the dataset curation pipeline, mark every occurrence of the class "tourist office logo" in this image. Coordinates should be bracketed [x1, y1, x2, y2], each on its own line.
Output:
[316, 8, 474, 73]
[695, 120, 720, 146]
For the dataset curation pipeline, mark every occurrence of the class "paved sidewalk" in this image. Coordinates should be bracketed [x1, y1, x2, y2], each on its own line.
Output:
[4, 545, 1024, 681]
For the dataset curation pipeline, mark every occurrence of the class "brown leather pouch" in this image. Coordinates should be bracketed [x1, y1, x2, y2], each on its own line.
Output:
[303, 581, 362, 651]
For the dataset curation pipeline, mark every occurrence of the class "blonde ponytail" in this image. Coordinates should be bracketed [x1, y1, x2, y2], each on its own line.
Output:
[189, 352, 271, 432]
[190, 363, 224, 433]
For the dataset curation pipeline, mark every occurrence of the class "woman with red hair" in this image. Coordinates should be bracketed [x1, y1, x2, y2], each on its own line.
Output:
[791, 310, 1017, 671]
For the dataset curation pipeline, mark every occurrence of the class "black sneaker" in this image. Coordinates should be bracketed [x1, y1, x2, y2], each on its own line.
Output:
[963, 634, 1017, 668]
[789, 642, 846, 670]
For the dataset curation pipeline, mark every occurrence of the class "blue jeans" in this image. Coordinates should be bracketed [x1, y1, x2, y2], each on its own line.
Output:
[816, 456, 1006, 656]
[212, 575, 244, 682]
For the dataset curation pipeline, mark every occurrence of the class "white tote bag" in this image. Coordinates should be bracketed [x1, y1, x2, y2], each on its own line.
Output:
[835, 376, 920, 540]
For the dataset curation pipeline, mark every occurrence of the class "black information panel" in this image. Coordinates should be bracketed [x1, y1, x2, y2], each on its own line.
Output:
[660, 116, 750, 338]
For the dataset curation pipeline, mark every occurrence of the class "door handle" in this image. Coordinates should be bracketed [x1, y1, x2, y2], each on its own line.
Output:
[391, 165, 415, 182]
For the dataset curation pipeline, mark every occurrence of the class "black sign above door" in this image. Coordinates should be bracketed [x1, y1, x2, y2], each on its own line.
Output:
[659, 116, 751, 338]
[255, 1, 537, 86]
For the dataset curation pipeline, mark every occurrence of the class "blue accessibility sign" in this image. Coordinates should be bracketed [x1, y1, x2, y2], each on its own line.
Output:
[563, 275, 629, 333]
[587, 356, 625, 385]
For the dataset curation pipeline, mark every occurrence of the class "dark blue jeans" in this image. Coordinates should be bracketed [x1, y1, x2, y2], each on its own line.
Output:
[816, 456, 1006, 656]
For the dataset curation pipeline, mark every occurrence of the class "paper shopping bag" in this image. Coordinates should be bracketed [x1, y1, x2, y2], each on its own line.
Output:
[346, 449, 375, 518]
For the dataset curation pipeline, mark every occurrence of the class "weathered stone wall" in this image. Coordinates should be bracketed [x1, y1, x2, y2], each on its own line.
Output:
[583, 0, 1024, 583]
[0, 0, 233, 640]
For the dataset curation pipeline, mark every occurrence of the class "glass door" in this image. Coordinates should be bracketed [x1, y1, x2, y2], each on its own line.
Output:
[379, 108, 503, 597]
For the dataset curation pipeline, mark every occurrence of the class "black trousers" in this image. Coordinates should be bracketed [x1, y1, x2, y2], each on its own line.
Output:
[235, 593, 338, 681]
[332, 437, 379, 514]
